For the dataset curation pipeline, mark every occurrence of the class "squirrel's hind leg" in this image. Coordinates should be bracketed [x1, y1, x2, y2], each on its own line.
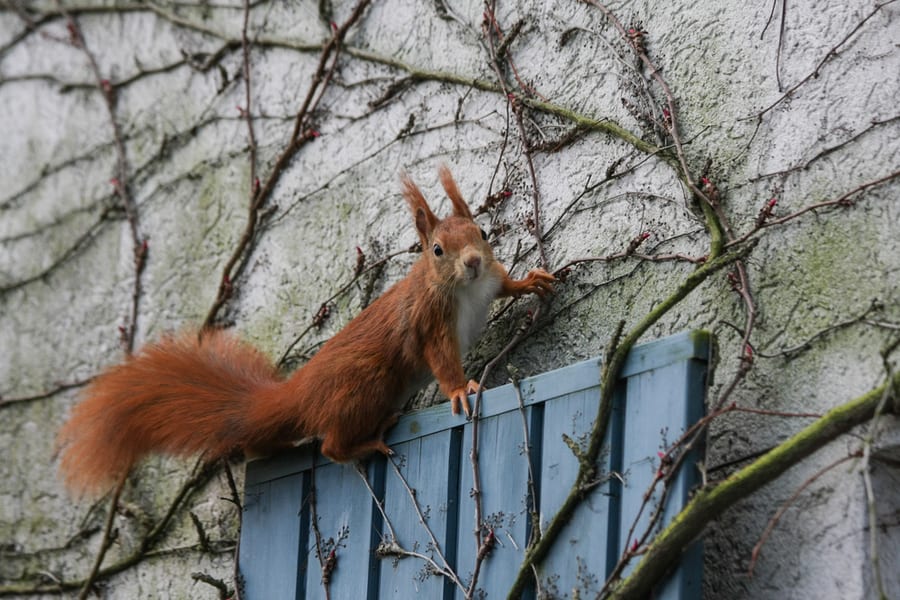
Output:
[320, 412, 401, 463]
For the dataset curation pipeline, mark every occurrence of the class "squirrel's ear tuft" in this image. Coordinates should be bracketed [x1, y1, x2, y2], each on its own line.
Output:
[415, 207, 432, 239]
[438, 165, 474, 220]
[401, 173, 438, 240]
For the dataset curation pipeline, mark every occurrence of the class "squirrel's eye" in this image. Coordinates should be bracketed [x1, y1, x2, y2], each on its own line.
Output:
[433, 243, 443, 256]
[480, 228, 488, 241]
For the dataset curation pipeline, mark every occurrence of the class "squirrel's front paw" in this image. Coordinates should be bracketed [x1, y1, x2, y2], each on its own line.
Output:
[523, 269, 556, 297]
[449, 380, 481, 417]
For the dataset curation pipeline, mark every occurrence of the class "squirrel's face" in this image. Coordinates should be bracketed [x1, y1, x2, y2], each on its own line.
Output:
[428, 216, 496, 285]
[402, 167, 501, 289]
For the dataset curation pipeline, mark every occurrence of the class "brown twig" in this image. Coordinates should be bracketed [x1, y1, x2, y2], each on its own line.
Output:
[277, 244, 414, 367]
[764, 0, 788, 92]
[744, 0, 898, 122]
[728, 169, 900, 248]
[756, 300, 884, 358]
[202, 0, 373, 328]
[239, 0, 259, 211]
[385, 459, 466, 592]
[481, 8, 546, 102]
[505, 240, 757, 599]
[858, 343, 899, 598]
[751, 115, 900, 181]
[306, 460, 331, 600]
[76, 475, 126, 600]
[56, 7, 146, 354]
[0, 379, 91, 407]
[468, 307, 542, 598]
[580, 0, 726, 259]
[191, 572, 231, 600]
[482, 2, 549, 270]
[511, 376, 540, 551]
[222, 461, 243, 600]
[353, 464, 397, 544]
[608, 372, 900, 600]
[747, 451, 860, 576]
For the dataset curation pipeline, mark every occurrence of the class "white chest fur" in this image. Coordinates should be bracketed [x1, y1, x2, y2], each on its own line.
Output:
[454, 274, 502, 355]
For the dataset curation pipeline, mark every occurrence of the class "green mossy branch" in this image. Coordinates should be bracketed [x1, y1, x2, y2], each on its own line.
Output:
[606, 370, 900, 600]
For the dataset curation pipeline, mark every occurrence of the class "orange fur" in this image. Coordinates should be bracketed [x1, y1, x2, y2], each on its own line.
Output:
[56, 168, 555, 496]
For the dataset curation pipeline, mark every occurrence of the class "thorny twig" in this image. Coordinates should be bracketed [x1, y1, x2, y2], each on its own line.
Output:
[857, 339, 900, 598]
[482, 2, 549, 270]
[49, 7, 147, 354]
[386, 459, 467, 592]
[0, 379, 91, 408]
[745, 0, 898, 122]
[202, 0, 373, 328]
[727, 170, 900, 248]
[747, 451, 860, 576]
[307, 460, 333, 600]
[76, 476, 126, 600]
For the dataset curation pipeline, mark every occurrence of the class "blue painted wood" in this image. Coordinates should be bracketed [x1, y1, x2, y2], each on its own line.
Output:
[456, 404, 536, 598]
[616, 358, 707, 596]
[300, 460, 376, 599]
[238, 331, 710, 600]
[241, 473, 305, 599]
[537, 385, 613, 598]
[377, 430, 458, 598]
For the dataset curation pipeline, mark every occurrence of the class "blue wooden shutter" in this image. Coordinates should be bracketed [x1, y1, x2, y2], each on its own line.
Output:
[240, 330, 709, 599]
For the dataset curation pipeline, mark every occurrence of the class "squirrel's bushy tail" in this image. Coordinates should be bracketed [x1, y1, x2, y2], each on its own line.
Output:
[57, 329, 280, 496]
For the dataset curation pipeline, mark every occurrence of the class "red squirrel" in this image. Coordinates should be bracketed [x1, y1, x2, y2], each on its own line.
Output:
[57, 167, 555, 495]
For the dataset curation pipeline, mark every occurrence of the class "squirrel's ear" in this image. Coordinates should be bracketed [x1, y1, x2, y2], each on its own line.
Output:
[401, 173, 438, 239]
[439, 165, 473, 220]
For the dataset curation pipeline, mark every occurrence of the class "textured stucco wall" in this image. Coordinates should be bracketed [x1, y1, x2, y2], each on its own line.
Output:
[1, 0, 899, 598]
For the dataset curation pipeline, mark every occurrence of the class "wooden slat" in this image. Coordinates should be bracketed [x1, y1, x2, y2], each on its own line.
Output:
[377, 429, 461, 598]
[619, 330, 710, 378]
[616, 358, 706, 596]
[300, 461, 377, 599]
[455, 406, 537, 599]
[537, 385, 619, 597]
[240, 473, 305, 599]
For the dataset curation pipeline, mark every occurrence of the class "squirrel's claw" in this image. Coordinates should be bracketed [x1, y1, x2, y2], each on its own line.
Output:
[522, 268, 556, 297]
[450, 380, 481, 417]
[502, 268, 556, 298]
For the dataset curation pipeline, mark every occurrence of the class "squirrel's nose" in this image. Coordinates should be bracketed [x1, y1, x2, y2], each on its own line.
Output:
[465, 256, 481, 270]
